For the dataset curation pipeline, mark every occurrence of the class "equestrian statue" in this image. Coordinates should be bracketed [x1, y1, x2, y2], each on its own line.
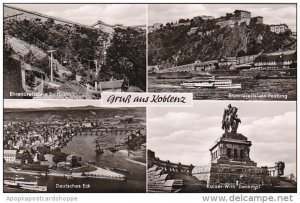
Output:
[222, 104, 241, 133]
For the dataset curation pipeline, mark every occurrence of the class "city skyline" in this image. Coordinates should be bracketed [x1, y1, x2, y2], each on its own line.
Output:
[149, 4, 296, 31]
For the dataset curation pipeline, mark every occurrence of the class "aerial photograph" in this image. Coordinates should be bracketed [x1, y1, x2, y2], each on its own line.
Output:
[148, 4, 296, 100]
[3, 100, 146, 192]
[4, 4, 146, 99]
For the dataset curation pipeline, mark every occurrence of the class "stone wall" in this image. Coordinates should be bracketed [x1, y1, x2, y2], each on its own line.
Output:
[192, 163, 271, 188]
[208, 163, 270, 186]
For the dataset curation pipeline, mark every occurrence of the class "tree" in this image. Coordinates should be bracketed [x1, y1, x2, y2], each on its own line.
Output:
[20, 150, 33, 164]
[37, 153, 46, 161]
[166, 23, 171, 29]
[37, 145, 51, 155]
[290, 62, 297, 69]
[237, 50, 246, 57]
[178, 19, 185, 23]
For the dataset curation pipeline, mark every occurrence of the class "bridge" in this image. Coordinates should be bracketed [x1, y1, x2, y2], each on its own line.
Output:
[77, 128, 142, 136]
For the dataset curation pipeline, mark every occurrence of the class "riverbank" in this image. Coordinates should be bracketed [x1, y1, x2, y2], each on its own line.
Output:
[5, 165, 125, 181]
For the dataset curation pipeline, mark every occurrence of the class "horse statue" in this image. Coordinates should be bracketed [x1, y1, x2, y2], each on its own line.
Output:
[230, 110, 241, 133]
[222, 104, 241, 133]
[222, 108, 231, 133]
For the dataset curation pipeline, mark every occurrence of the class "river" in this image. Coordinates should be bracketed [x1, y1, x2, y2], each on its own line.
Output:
[148, 76, 296, 100]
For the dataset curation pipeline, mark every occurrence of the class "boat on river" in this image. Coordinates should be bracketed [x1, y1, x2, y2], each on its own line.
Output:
[4, 179, 47, 192]
[95, 140, 104, 154]
[181, 76, 241, 89]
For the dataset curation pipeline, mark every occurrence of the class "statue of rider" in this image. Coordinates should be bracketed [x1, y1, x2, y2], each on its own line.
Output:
[222, 104, 241, 133]
[222, 104, 233, 132]
[230, 109, 241, 133]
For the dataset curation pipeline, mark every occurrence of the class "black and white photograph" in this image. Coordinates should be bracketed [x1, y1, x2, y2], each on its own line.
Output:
[4, 4, 146, 99]
[147, 102, 296, 192]
[1, 1, 299, 200]
[3, 100, 146, 193]
[148, 4, 297, 100]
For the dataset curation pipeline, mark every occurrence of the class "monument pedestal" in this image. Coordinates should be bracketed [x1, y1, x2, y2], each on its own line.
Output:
[193, 132, 270, 188]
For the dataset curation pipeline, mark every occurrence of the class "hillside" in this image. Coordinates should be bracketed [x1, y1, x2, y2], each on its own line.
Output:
[149, 21, 296, 66]
[4, 18, 146, 91]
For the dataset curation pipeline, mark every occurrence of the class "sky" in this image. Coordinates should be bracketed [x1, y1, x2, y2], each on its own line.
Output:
[148, 101, 296, 177]
[7, 4, 296, 31]
[149, 4, 296, 31]
[7, 4, 147, 26]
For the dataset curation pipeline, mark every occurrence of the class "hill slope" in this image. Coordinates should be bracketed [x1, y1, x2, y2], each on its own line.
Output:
[149, 22, 296, 66]
[5, 18, 146, 91]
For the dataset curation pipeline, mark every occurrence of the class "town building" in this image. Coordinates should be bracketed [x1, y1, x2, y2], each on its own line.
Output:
[269, 24, 289, 34]
[171, 21, 191, 27]
[4, 149, 17, 163]
[215, 10, 252, 28]
[148, 23, 163, 32]
[236, 53, 260, 65]
[187, 27, 198, 35]
[98, 79, 124, 92]
[195, 60, 219, 71]
[218, 56, 237, 67]
[253, 52, 297, 70]
[75, 75, 83, 82]
[193, 15, 215, 21]
[234, 10, 251, 20]
[250, 16, 263, 25]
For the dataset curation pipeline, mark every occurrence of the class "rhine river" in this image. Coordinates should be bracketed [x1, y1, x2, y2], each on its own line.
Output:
[148, 76, 296, 100]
